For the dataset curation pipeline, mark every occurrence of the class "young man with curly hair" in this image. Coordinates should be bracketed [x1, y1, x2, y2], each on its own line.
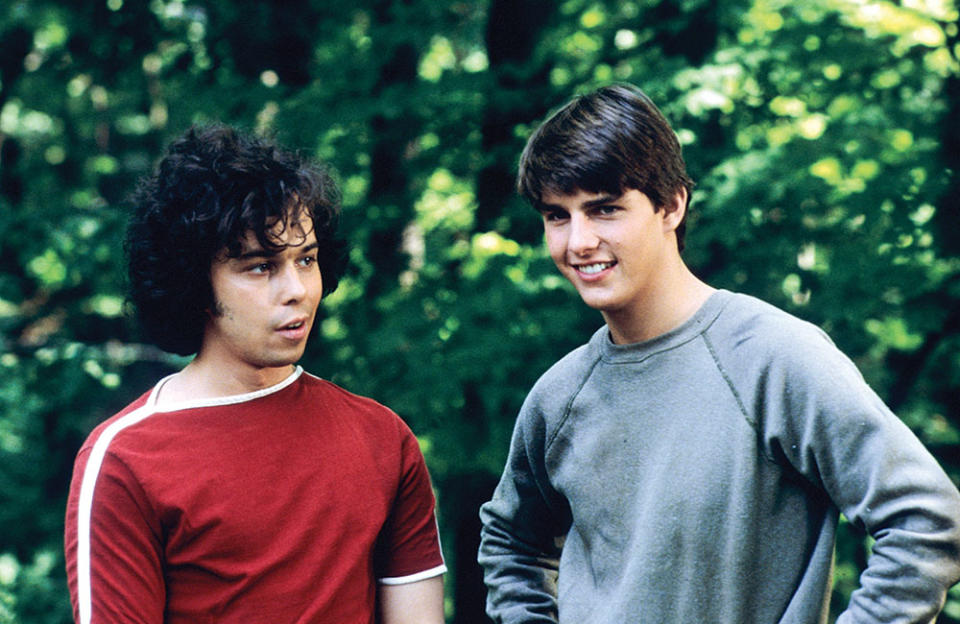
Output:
[64, 125, 446, 623]
[478, 84, 960, 623]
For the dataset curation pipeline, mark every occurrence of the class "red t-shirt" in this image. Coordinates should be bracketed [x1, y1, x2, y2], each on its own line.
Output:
[64, 368, 445, 623]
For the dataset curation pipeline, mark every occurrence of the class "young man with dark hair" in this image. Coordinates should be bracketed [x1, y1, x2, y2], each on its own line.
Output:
[478, 83, 960, 623]
[65, 124, 446, 623]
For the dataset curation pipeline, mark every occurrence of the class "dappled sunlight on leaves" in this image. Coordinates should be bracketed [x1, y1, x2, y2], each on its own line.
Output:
[3, 0, 960, 619]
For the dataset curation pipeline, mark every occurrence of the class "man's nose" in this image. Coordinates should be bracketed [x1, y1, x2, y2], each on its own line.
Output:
[277, 263, 308, 303]
[567, 213, 599, 255]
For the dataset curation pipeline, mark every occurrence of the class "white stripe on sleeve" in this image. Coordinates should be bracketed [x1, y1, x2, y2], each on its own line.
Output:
[75, 405, 156, 624]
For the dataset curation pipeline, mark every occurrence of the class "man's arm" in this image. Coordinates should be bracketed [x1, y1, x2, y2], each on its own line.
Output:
[478, 406, 569, 623]
[373, 417, 448, 617]
[833, 421, 960, 623]
[758, 325, 960, 622]
[378, 576, 445, 624]
[65, 444, 166, 624]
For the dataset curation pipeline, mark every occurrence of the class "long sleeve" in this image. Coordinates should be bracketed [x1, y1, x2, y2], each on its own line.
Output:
[65, 445, 166, 624]
[480, 291, 960, 623]
[478, 404, 571, 623]
[748, 322, 960, 623]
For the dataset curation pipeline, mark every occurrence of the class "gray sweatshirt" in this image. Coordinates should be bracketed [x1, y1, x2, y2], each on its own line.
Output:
[479, 290, 960, 623]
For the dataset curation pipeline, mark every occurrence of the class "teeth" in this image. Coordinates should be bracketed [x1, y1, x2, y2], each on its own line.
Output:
[284, 322, 304, 330]
[578, 262, 613, 275]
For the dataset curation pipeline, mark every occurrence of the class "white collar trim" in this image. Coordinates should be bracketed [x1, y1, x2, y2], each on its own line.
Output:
[146, 365, 304, 412]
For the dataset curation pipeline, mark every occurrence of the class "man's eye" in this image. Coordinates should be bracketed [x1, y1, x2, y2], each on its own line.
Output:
[543, 211, 567, 222]
[299, 256, 317, 267]
[595, 205, 618, 215]
[250, 263, 271, 274]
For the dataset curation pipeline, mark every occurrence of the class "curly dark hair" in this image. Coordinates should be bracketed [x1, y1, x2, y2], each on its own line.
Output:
[125, 123, 347, 356]
[517, 83, 694, 252]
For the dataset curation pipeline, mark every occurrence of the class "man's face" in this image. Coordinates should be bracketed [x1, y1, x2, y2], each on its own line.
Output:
[538, 188, 680, 316]
[201, 210, 323, 384]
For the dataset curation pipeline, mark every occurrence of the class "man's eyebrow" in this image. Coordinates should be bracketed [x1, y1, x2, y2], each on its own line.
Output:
[234, 241, 319, 261]
[235, 247, 274, 261]
[536, 193, 622, 211]
[581, 194, 622, 207]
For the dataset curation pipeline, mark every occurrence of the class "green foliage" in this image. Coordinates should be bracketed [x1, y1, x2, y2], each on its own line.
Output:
[0, 550, 67, 624]
[2, 0, 959, 622]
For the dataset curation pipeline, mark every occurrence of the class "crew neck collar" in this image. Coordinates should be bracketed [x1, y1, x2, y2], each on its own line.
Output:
[597, 290, 731, 363]
[146, 365, 304, 412]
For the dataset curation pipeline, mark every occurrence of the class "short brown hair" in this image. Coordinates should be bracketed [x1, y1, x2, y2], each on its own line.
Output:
[517, 84, 694, 251]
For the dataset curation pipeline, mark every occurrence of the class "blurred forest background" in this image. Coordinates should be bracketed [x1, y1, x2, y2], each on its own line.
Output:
[1, 0, 959, 621]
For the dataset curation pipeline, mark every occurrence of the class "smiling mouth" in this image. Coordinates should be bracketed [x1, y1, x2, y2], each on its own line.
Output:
[279, 320, 306, 331]
[576, 261, 616, 275]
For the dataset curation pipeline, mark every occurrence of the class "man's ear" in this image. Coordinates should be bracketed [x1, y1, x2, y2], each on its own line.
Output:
[205, 297, 221, 319]
[661, 188, 687, 233]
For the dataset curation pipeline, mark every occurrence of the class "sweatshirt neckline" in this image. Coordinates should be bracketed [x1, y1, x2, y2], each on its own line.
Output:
[597, 289, 732, 363]
[146, 365, 304, 412]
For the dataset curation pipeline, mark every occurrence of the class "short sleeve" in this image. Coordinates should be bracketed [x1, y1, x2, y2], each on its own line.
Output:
[373, 421, 446, 584]
[65, 445, 167, 624]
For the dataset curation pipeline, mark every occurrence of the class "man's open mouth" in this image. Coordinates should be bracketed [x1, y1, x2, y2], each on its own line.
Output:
[577, 262, 615, 275]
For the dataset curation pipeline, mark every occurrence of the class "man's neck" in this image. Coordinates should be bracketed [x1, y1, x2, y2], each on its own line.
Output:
[603, 267, 715, 345]
[154, 358, 297, 405]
